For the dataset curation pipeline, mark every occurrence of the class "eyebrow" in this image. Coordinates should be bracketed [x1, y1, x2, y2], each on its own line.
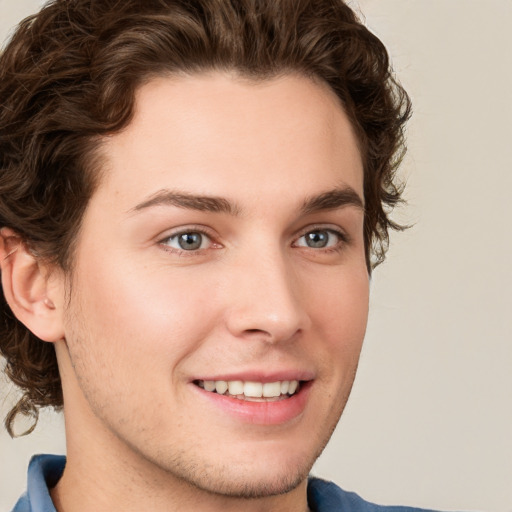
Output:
[131, 190, 240, 215]
[130, 186, 364, 216]
[300, 187, 364, 215]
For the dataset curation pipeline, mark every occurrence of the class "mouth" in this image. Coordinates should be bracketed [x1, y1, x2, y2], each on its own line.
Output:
[194, 379, 302, 402]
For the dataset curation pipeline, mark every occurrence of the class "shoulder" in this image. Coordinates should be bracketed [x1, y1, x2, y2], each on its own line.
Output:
[10, 493, 30, 512]
[307, 477, 447, 512]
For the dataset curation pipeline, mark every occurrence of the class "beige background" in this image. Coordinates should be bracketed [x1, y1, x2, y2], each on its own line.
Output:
[1, 1, 511, 511]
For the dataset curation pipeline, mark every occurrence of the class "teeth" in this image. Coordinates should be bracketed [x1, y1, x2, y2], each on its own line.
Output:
[204, 380, 216, 392]
[198, 379, 301, 399]
[228, 380, 244, 395]
[263, 381, 281, 398]
[244, 381, 263, 397]
[215, 380, 228, 395]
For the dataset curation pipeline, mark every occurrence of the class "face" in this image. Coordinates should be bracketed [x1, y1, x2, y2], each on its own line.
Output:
[56, 73, 369, 499]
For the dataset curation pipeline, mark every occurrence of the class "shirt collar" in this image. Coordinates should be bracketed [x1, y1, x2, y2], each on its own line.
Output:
[23, 454, 65, 512]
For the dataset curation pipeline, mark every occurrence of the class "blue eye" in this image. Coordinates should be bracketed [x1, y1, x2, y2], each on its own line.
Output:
[296, 229, 342, 249]
[162, 231, 211, 251]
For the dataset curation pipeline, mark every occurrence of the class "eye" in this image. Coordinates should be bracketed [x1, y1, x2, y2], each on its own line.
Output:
[161, 231, 212, 251]
[295, 229, 344, 249]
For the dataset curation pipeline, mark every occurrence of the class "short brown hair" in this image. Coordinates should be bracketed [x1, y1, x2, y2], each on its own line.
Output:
[0, 0, 411, 436]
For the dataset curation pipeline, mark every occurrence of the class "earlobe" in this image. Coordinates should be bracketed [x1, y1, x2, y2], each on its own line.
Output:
[0, 228, 65, 342]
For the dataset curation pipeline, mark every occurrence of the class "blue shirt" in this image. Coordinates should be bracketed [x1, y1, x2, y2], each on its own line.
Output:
[12, 454, 443, 512]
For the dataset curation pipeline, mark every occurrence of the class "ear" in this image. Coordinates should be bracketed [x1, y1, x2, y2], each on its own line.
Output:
[0, 228, 65, 342]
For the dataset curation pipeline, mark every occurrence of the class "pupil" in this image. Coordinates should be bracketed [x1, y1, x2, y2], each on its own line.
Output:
[178, 232, 202, 250]
[307, 231, 328, 248]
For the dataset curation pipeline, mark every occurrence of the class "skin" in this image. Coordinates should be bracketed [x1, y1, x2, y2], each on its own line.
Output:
[12, 73, 370, 512]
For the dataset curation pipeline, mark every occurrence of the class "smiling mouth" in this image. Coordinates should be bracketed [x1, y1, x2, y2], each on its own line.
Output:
[194, 379, 302, 402]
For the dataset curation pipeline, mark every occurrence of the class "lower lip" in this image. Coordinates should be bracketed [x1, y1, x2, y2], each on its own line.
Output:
[192, 382, 312, 425]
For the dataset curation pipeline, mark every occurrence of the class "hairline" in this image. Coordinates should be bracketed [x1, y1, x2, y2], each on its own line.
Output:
[62, 67, 365, 268]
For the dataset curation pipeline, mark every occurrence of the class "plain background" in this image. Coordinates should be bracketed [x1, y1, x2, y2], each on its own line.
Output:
[0, 1, 511, 511]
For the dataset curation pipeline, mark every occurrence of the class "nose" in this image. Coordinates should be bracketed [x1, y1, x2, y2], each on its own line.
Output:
[223, 247, 310, 344]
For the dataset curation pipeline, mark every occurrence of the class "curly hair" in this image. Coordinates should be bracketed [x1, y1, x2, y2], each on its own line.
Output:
[0, 0, 411, 436]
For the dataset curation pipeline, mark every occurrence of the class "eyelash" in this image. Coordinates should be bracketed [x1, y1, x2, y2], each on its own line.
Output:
[158, 225, 349, 256]
[158, 226, 218, 256]
[293, 226, 349, 253]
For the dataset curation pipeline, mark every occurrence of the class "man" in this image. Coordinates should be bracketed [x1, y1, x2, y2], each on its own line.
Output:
[0, 0, 418, 510]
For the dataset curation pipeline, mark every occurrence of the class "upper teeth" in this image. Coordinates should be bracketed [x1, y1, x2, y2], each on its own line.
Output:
[198, 380, 299, 398]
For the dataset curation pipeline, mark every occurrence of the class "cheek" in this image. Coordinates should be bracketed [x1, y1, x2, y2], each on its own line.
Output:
[309, 260, 369, 324]
[309, 266, 369, 366]
[68, 256, 221, 373]
[63, 263, 221, 430]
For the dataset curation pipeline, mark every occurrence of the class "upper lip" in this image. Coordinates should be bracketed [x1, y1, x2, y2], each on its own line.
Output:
[191, 369, 315, 383]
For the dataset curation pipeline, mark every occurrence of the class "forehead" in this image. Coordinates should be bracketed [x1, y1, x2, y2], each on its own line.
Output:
[97, 72, 363, 211]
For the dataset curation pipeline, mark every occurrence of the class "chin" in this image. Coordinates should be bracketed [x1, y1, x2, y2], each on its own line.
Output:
[181, 461, 310, 499]
[157, 433, 330, 500]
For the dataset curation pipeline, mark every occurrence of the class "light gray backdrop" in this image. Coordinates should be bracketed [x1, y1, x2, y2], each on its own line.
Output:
[1, 1, 511, 511]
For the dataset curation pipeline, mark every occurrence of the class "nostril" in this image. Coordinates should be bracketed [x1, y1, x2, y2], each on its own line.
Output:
[241, 328, 275, 342]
